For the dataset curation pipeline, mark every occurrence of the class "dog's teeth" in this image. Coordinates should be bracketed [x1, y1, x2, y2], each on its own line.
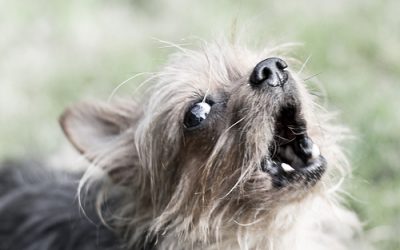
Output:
[281, 163, 295, 172]
[311, 144, 320, 159]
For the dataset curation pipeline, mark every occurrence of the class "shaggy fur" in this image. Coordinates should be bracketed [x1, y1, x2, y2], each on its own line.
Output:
[0, 159, 123, 250]
[0, 39, 364, 250]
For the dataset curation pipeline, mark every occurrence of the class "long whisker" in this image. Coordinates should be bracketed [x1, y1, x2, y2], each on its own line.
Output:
[151, 37, 190, 52]
[303, 72, 322, 82]
[297, 54, 311, 75]
[108, 72, 151, 102]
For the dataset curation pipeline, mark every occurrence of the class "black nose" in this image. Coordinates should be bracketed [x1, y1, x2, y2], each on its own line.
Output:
[249, 57, 288, 87]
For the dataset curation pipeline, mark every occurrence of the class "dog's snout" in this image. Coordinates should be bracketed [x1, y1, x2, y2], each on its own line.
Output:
[249, 57, 288, 87]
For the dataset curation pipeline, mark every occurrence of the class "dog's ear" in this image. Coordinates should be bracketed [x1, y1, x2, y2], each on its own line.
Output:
[59, 100, 139, 162]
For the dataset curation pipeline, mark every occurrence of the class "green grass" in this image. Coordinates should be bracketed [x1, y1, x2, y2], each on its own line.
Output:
[0, 1, 399, 249]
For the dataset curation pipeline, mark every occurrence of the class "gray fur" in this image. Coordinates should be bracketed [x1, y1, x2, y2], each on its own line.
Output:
[0, 159, 124, 250]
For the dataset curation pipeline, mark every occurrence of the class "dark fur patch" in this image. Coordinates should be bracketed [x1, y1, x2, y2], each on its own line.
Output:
[0, 159, 124, 250]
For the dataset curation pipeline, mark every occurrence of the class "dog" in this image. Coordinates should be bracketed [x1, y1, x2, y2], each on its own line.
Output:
[0, 39, 364, 250]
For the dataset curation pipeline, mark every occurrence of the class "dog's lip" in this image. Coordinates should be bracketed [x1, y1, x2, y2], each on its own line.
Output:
[261, 153, 327, 188]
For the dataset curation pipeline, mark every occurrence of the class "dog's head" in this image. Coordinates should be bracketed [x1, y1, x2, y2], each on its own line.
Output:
[60, 41, 345, 237]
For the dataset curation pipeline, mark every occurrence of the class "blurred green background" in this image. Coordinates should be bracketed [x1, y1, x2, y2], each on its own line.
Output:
[0, 0, 399, 249]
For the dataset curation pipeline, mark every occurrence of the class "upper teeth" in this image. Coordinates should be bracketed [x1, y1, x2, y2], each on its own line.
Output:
[311, 144, 320, 159]
[281, 163, 295, 172]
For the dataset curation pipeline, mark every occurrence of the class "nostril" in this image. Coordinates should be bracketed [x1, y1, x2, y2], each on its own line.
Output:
[261, 67, 272, 81]
[249, 57, 289, 88]
[276, 59, 288, 70]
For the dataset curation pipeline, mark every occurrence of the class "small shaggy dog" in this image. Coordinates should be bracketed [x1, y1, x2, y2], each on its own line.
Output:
[0, 39, 364, 249]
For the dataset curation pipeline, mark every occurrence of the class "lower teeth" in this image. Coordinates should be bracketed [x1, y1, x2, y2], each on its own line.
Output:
[281, 163, 294, 172]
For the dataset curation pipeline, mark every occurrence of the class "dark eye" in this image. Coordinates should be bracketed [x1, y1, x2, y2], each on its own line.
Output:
[184, 102, 211, 129]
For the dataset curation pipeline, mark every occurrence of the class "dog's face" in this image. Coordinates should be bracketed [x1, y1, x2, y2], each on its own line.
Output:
[61, 42, 331, 232]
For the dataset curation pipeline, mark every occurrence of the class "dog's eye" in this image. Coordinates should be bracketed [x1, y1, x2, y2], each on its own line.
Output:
[184, 102, 211, 128]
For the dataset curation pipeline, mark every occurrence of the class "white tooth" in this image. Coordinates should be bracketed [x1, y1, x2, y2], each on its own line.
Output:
[311, 144, 321, 159]
[281, 163, 295, 172]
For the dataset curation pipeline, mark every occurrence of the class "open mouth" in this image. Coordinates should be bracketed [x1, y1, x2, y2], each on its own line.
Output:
[261, 103, 327, 188]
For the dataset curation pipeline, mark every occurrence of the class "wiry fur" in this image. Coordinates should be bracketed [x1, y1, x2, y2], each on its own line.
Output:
[1, 39, 364, 250]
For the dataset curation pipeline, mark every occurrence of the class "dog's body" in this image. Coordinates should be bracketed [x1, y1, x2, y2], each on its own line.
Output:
[0, 40, 363, 249]
[0, 160, 122, 250]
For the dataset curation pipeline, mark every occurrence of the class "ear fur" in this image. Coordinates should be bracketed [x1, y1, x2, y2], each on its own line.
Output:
[60, 100, 137, 155]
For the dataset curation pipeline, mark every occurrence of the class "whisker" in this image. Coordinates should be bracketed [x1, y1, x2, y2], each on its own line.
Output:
[151, 37, 190, 52]
[297, 54, 312, 75]
[303, 72, 322, 82]
[108, 72, 151, 102]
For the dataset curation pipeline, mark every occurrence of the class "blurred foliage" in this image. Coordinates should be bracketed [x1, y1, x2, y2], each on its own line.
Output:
[0, 0, 399, 249]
